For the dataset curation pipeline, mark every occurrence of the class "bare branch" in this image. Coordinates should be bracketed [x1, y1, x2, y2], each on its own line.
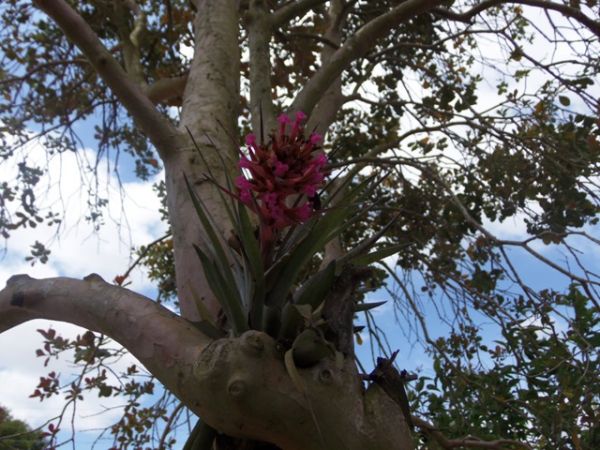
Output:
[413, 416, 533, 449]
[433, 0, 600, 39]
[291, 0, 445, 115]
[310, 0, 350, 265]
[286, 32, 340, 49]
[305, 0, 347, 132]
[0, 58, 88, 87]
[272, 0, 329, 27]
[124, 0, 146, 49]
[0, 274, 209, 408]
[33, 0, 180, 157]
[158, 401, 185, 449]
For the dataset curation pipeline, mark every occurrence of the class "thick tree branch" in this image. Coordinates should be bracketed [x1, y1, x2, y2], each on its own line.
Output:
[111, 0, 147, 85]
[0, 275, 417, 449]
[291, 0, 445, 115]
[33, 0, 180, 157]
[272, 0, 328, 27]
[287, 31, 340, 49]
[0, 274, 209, 408]
[0, 274, 415, 449]
[306, 0, 347, 134]
[247, 0, 276, 134]
[433, 0, 600, 39]
[191, 331, 414, 450]
[180, 0, 240, 142]
[310, 0, 348, 265]
[144, 74, 189, 105]
[172, 0, 240, 321]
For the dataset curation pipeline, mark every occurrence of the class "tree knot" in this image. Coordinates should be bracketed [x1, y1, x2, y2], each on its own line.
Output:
[6, 274, 33, 288]
[83, 273, 106, 283]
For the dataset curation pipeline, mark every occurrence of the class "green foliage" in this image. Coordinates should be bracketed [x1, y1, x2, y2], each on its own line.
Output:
[0, 405, 46, 450]
[139, 237, 177, 302]
[410, 286, 599, 449]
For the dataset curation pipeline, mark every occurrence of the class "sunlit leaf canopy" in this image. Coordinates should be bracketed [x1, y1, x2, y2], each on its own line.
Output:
[0, 0, 599, 448]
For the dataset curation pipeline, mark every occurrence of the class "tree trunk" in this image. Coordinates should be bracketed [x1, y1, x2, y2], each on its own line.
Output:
[141, 2, 417, 448]
[166, 0, 241, 322]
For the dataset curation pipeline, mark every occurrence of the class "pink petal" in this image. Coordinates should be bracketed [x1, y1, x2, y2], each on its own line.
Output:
[239, 156, 252, 169]
[310, 133, 322, 145]
[303, 184, 317, 197]
[239, 189, 252, 204]
[296, 202, 312, 221]
[311, 172, 325, 184]
[235, 175, 253, 190]
[313, 153, 327, 167]
[277, 114, 291, 124]
[262, 192, 278, 207]
[269, 205, 290, 229]
[274, 161, 289, 177]
[278, 114, 291, 141]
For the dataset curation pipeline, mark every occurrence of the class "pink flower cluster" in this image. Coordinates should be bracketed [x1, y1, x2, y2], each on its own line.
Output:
[235, 112, 327, 237]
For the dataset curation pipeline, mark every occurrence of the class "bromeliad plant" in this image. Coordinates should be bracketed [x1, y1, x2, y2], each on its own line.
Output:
[186, 112, 401, 358]
[236, 112, 327, 266]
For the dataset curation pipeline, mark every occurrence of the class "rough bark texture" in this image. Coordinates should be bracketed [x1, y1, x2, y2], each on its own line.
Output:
[192, 330, 413, 450]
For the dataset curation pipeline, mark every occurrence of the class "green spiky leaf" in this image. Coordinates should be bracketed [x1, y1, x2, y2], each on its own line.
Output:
[193, 244, 247, 334]
[354, 301, 387, 312]
[351, 244, 407, 266]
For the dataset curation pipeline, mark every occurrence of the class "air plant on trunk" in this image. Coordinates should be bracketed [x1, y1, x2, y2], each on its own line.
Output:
[185, 112, 402, 361]
[235, 112, 327, 266]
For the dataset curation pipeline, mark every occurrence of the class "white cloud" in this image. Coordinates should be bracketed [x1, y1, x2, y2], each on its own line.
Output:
[481, 214, 530, 241]
[517, 313, 569, 339]
[1, 140, 167, 292]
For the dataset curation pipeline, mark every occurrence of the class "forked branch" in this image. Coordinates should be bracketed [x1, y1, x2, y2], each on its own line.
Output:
[144, 74, 189, 105]
[291, 0, 445, 115]
[0, 274, 416, 449]
[272, 0, 329, 26]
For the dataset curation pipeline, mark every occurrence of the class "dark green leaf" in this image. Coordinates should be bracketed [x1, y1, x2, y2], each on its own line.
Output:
[293, 260, 336, 308]
[193, 244, 247, 334]
[354, 301, 387, 312]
